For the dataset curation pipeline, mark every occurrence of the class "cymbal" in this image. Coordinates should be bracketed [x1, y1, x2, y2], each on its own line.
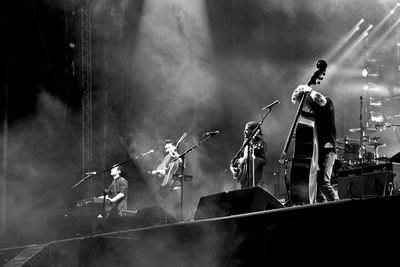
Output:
[349, 127, 376, 133]
[366, 142, 386, 148]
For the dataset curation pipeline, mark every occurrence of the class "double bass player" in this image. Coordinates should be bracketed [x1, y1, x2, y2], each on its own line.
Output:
[291, 84, 339, 203]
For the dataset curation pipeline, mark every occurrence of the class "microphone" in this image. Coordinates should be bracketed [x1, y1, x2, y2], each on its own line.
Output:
[142, 149, 154, 156]
[262, 100, 280, 111]
[85, 171, 96, 175]
[203, 131, 220, 136]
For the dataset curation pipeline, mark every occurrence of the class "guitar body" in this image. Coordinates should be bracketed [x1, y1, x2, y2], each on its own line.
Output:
[152, 132, 187, 188]
[231, 160, 248, 183]
[160, 156, 180, 187]
[231, 142, 262, 184]
[289, 115, 318, 204]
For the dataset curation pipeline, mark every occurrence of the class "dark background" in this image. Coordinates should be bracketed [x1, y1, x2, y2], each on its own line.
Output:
[1, 0, 400, 248]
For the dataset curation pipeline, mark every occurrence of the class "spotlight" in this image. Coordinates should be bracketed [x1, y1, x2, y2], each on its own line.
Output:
[356, 19, 365, 28]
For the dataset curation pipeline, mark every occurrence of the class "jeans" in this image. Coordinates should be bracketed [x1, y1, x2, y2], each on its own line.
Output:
[316, 151, 339, 202]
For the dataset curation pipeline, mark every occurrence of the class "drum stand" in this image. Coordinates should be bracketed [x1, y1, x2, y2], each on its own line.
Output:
[357, 96, 369, 164]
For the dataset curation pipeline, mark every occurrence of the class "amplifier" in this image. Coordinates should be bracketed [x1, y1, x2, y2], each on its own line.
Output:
[337, 170, 393, 199]
[337, 162, 392, 178]
[392, 163, 400, 192]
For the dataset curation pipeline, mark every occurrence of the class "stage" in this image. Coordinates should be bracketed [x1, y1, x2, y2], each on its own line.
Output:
[2, 193, 400, 266]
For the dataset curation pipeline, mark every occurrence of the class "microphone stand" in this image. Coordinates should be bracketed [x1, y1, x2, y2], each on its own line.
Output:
[69, 149, 154, 218]
[71, 173, 97, 191]
[233, 103, 275, 188]
[171, 134, 216, 221]
[359, 96, 366, 164]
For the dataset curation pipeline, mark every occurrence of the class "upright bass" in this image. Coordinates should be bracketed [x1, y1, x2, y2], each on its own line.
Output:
[280, 60, 327, 205]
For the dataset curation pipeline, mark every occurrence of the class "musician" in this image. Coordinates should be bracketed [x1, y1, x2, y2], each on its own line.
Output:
[291, 84, 339, 202]
[230, 121, 267, 189]
[99, 164, 128, 216]
[151, 139, 184, 217]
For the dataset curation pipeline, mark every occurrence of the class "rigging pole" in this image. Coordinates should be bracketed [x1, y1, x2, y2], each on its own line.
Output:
[81, 0, 93, 197]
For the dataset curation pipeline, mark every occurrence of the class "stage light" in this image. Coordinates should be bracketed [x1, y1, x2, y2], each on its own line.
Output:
[362, 68, 368, 77]
[370, 113, 384, 123]
[324, 19, 365, 62]
[369, 98, 382, 106]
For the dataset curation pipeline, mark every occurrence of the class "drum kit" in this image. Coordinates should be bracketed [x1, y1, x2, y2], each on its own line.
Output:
[336, 126, 388, 169]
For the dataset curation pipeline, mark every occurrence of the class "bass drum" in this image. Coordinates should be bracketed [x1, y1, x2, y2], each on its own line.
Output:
[343, 143, 360, 161]
[364, 151, 374, 162]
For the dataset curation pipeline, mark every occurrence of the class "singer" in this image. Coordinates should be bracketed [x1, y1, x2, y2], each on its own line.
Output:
[149, 138, 185, 219]
[291, 84, 339, 202]
[98, 164, 128, 217]
[229, 121, 267, 189]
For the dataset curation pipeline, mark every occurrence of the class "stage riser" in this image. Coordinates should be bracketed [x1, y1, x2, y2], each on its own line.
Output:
[7, 195, 400, 266]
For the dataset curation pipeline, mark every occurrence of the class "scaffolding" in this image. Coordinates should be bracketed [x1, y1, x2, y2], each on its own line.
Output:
[81, 0, 92, 197]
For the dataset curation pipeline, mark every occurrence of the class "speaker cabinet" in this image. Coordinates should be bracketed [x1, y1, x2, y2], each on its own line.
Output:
[194, 186, 283, 220]
[227, 186, 283, 215]
[392, 163, 400, 191]
[337, 171, 393, 199]
[194, 192, 229, 220]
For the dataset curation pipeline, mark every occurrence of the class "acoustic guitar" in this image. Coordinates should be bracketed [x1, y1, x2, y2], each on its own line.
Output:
[151, 132, 187, 187]
[230, 142, 262, 183]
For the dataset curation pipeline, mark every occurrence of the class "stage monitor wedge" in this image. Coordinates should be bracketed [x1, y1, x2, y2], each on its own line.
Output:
[194, 186, 283, 220]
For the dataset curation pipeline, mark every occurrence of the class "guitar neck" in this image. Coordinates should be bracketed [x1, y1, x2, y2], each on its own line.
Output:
[281, 91, 309, 158]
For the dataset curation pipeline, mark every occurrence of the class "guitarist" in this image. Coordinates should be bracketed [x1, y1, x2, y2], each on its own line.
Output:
[151, 139, 184, 200]
[230, 121, 267, 189]
[99, 164, 128, 217]
[291, 85, 339, 202]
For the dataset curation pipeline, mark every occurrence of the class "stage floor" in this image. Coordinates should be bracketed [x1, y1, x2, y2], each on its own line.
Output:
[2, 195, 400, 266]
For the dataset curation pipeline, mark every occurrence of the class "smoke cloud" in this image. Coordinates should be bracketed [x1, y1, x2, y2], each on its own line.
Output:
[3, 0, 400, 251]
